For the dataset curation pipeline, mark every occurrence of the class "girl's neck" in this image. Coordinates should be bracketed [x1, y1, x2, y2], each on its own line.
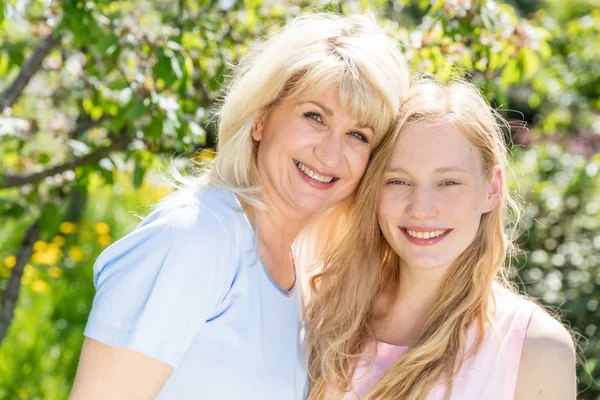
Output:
[375, 262, 449, 346]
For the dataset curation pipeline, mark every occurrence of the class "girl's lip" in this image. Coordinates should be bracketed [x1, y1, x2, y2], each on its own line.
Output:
[402, 226, 449, 232]
[399, 227, 452, 246]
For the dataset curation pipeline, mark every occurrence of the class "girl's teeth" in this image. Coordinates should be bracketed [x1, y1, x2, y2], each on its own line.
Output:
[407, 229, 447, 239]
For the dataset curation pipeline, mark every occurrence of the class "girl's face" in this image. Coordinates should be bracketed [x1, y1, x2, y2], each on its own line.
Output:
[378, 119, 501, 272]
[253, 88, 375, 215]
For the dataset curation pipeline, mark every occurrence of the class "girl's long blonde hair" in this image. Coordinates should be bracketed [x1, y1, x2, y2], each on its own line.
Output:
[306, 77, 522, 400]
[200, 13, 409, 211]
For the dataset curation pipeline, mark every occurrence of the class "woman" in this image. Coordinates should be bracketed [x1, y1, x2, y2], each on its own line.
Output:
[69, 13, 409, 400]
[306, 79, 576, 400]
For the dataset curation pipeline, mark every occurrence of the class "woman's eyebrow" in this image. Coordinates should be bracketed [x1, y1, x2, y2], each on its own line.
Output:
[301, 101, 373, 131]
[301, 101, 334, 117]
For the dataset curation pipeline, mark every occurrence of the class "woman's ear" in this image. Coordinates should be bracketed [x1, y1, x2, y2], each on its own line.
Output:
[483, 165, 502, 213]
[251, 116, 265, 142]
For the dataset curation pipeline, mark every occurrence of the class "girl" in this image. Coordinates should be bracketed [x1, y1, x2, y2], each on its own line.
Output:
[70, 13, 409, 400]
[306, 79, 576, 400]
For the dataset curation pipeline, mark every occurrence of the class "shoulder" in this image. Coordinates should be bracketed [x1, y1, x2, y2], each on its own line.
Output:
[94, 187, 242, 278]
[523, 309, 575, 356]
[146, 187, 239, 234]
[514, 309, 577, 400]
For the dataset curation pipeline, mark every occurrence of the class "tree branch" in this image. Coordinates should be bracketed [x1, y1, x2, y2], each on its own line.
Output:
[69, 114, 107, 139]
[0, 134, 132, 189]
[0, 218, 42, 344]
[0, 31, 63, 113]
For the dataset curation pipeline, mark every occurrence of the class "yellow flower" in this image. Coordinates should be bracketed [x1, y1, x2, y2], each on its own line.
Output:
[97, 234, 112, 247]
[4, 255, 16, 268]
[33, 240, 47, 252]
[22, 264, 34, 285]
[69, 247, 85, 262]
[32, 280, 49, 293]
[48, 266, 63, 279]
[51, 235, 65, 247]
[32, 246, 62, 265]
[60, 222, 77, 234]
[94, 222, 111, 235]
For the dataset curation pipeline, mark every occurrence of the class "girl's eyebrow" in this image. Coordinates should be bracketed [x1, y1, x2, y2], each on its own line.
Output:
[433, 166, 469, 174]
[385, 166, 469, 174]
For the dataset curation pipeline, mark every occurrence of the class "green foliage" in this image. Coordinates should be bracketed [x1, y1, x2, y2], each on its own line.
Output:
[0, 172, 168, 400]
[512, 145, 600, 396]
[0, 0, 599, 398]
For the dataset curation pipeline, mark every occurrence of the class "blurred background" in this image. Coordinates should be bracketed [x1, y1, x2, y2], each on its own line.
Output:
[0, 0, 598, 398]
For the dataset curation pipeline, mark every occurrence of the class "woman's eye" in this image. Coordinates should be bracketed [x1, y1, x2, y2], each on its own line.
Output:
[349, 131, 369, 143]
[304, 112, 323, 123]
[442, 181, 460, 186]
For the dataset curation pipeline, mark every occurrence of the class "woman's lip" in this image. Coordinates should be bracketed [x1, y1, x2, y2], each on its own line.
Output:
[295, 161, 339, 190]
[399, 227, 452, 246]
[293, 159, 339, 179]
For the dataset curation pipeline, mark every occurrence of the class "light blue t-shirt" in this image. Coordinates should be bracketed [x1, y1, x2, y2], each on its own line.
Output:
[84, 188, 308, 399]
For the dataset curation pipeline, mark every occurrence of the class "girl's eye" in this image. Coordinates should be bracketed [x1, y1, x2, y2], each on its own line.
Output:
[304, 112, 323, 123]
[442, 181, 460, 186]
[349, 131, 369, 143]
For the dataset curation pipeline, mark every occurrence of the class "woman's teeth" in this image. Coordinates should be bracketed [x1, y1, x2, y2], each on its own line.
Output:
[406, 229, 448, 239]
[296, 161, 335, 183]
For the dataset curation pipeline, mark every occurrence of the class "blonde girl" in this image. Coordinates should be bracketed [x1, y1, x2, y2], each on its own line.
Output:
[306, 79, 576, 400]
[70, 13, 409, 400]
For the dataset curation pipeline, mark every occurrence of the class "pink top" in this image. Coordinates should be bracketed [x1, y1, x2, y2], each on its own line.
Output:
[343, 285, 539, 400]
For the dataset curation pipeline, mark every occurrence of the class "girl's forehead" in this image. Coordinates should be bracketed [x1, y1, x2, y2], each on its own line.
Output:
[389, 121, 482, 171]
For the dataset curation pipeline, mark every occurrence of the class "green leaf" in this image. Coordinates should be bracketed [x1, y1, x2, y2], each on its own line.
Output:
[0, 52, 9, 77]
[520, 48, 540, 80]
[459, 51, 473, 71]
[153, 49, 177, 86]
[0, 0, 5, 25]
[170, 54, 183, 80]
[125, 101, 146, 120]
[5, 204, 25, 219]
[107, 79, 129, 90]
[40, 204, 62, 233]
[500, 59, 521, 90]
[146, 116, 164, 139]
[133, 159, 147, 189]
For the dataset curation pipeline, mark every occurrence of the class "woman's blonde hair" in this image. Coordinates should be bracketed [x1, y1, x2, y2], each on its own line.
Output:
[200, 13, 409, 209]
[306, 77, 523, 400]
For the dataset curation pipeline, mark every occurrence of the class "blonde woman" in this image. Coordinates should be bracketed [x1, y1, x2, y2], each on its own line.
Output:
[69, 13, 409, 400]
[306, 79, 576, 400]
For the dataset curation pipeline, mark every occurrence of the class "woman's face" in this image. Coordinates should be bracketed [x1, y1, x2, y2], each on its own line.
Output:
[253, 88, 374, 215]
[378, 119, 501, 272]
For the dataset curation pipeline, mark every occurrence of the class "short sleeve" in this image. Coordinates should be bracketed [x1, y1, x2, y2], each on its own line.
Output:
[84, 200, 234, 369]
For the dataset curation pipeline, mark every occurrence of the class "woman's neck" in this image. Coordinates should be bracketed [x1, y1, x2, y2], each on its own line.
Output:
[240, 187, 312, 291]
[253, 186, 311, 252]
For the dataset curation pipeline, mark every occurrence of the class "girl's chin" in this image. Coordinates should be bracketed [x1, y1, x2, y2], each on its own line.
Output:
[399, 256, 456, 271]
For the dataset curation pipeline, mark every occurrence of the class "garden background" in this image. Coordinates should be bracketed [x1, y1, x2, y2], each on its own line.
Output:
[0, 0, 599, 398]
